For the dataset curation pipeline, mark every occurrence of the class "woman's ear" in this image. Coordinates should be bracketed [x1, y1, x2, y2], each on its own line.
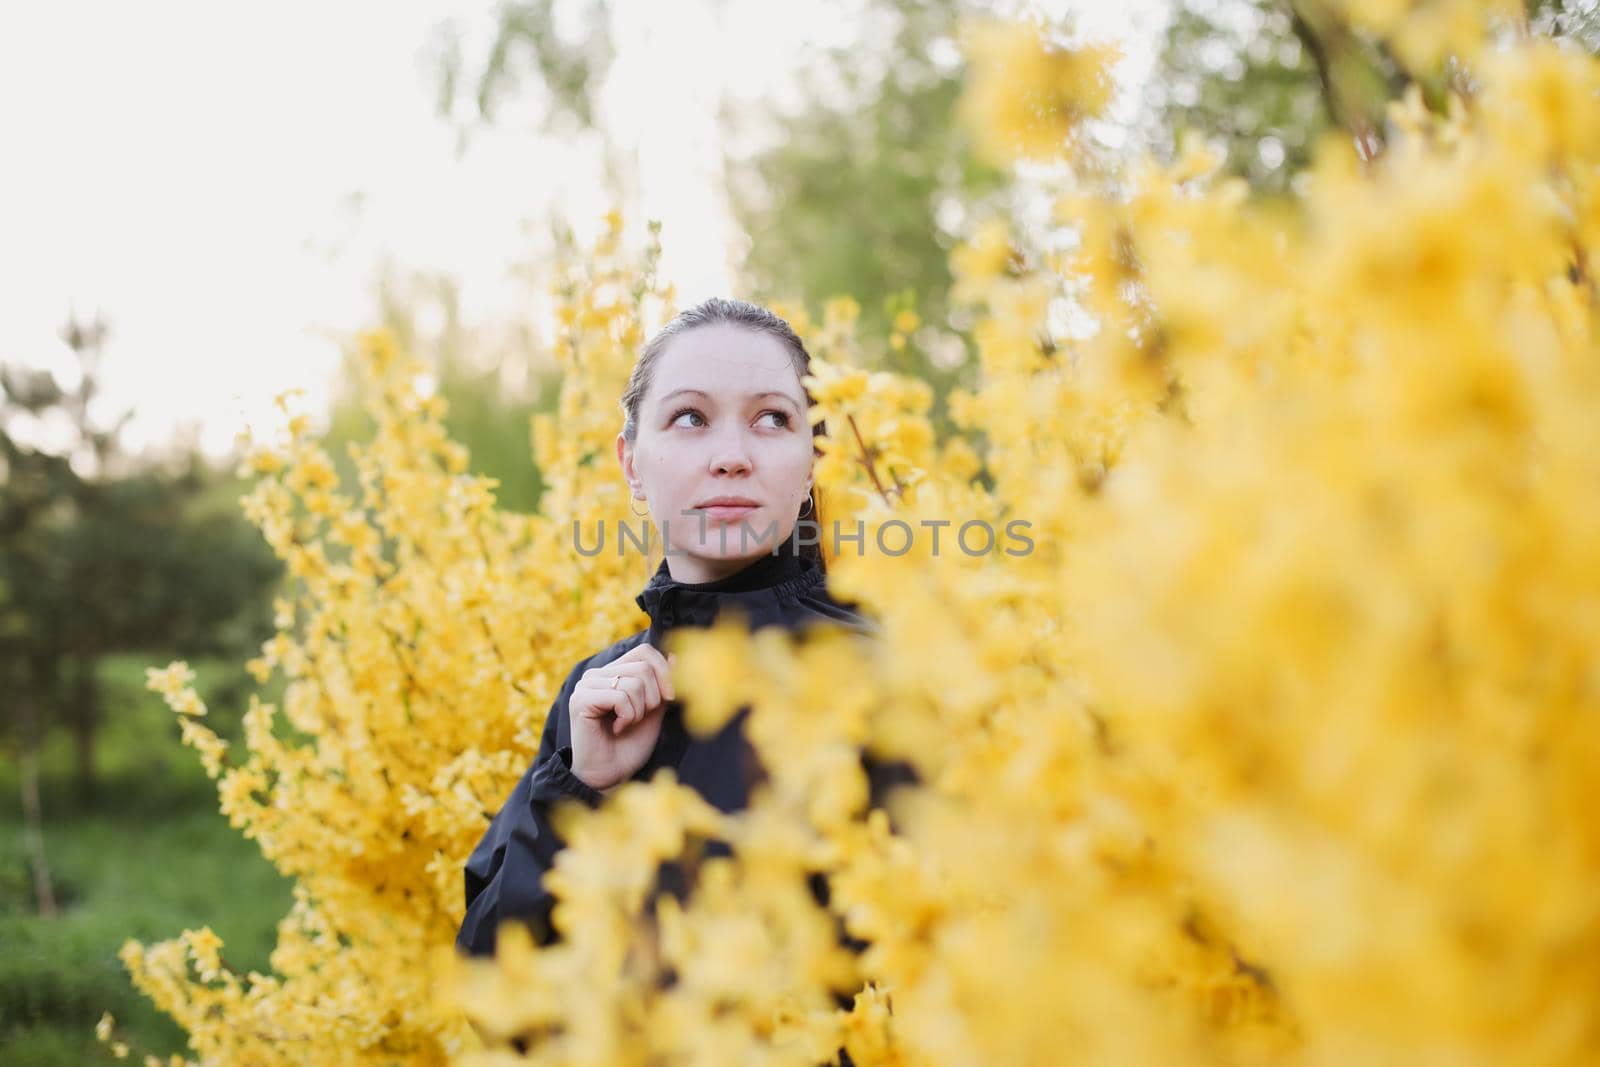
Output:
[615, 432, 636, 491]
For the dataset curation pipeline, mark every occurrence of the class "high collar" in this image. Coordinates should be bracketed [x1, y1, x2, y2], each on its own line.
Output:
[634, 536, 823, 639]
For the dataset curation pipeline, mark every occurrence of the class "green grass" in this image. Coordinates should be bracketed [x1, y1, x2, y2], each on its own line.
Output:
[1, 653, 294, 1066]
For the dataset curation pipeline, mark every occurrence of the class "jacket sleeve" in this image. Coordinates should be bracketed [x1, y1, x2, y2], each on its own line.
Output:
[863, 749, 920, 818]
[457, 657, 607, 958]
[803, 746, 922, 967]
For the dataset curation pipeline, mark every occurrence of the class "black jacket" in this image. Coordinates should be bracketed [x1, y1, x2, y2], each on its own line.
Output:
[456, 538, 912, 959]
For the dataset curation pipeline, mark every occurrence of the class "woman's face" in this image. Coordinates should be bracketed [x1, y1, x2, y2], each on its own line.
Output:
[618, 322, 815, 583]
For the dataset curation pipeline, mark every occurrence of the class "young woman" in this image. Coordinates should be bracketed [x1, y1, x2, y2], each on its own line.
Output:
[456, 297, 910, 962]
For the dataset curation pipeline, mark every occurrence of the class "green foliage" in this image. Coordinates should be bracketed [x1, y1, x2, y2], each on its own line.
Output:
[1151, 0, 1329, 194]
[417, 0, 1006, 443]
[0, 808, 289, 1066]
[1150, 0, 1600, 196]
[0, 655, 291, 1066]
[1, 318, 280, 786]
[31, 471, 277, 658]
[429, 0, 616, 146]
[323, 264, 560, 515]
[724, 0, 1008, 440]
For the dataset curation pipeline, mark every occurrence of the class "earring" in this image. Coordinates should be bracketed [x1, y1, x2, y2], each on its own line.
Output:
[630, 497, 651, 518]
[798, 493, 814, 518]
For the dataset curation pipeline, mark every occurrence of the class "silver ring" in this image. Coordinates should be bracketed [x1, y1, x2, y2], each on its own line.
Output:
[610, 675, 619, 689]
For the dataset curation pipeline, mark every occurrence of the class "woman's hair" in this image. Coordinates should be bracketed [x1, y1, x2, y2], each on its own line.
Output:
[621, 296, 827, 566]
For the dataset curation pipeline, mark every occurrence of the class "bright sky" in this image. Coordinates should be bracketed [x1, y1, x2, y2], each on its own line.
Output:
[0, 0, 1161, 463]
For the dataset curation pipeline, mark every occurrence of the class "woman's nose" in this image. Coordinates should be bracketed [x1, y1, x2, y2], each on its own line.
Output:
[712, 452, 751, 475]
[709, 430, 753, 475]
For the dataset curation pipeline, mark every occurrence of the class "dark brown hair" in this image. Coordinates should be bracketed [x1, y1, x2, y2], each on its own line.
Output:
[620, 297, 826, 566]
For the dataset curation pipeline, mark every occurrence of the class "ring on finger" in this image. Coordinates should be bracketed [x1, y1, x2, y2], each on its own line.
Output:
[610, 675, 619, 689]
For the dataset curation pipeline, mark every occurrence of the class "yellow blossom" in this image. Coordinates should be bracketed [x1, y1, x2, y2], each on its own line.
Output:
[956, 16, 1121, 167]
[115, 21, 1600, 1067]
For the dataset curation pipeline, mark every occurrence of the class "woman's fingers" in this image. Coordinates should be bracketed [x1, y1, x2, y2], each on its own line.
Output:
[611, 676, 647, 728]
[609, 676, 641, 735]
[605, 668, 658, 728]
[624, 662, 663, 711]
[618, 646, 676, 707]
[576, 645, 678, 736]
[576, 672, 641, 726]
[624, 644, 675, 703]
[661, 651, 677, 701]
[579, 671, 652, 732]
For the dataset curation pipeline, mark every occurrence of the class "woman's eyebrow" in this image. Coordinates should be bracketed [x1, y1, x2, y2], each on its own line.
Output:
[658, 388, 802, 408]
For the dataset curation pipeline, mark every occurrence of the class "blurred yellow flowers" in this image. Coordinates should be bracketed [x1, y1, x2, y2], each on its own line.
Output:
[118, 8, 1600, 1067]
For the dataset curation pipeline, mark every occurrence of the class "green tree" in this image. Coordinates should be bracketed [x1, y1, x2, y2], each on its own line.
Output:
[1148, 0, 1600, 196]
[425, 0, 1009, 442]
[321, 261, 560, 515]
[722, 0, 1009, 385]
[0, 314, 279, 913]
[429, 0, 616, 153]
[1148, 0, 1330, 195]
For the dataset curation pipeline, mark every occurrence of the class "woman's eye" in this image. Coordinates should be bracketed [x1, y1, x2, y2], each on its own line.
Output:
[670, 408, 790, 429]
[670, 407, 705, 428]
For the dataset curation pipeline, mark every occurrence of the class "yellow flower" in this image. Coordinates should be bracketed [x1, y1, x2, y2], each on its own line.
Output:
[244, 448, 285, 476]
[956, 17, 1121, 166]
[822, 296, 861, 342]
[358, 327, 399, 373]
[951, 217, 1015, 305]
[113, 42, 1600, 1061]
[144, 661, 195, 698]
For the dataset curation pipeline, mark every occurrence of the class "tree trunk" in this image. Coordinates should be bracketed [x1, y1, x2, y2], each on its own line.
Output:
[18, 694, 59, 918]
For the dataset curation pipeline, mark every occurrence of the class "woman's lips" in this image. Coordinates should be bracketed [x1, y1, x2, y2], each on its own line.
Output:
[696, 504, 759, 523]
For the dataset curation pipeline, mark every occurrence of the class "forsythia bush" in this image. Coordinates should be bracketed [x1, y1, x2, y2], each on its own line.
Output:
[112, 4, 1600, 1066]
[113, 219, 678, 1063]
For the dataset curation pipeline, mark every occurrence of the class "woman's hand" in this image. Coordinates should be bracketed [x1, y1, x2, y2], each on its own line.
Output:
[568, 645, 676, 792]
